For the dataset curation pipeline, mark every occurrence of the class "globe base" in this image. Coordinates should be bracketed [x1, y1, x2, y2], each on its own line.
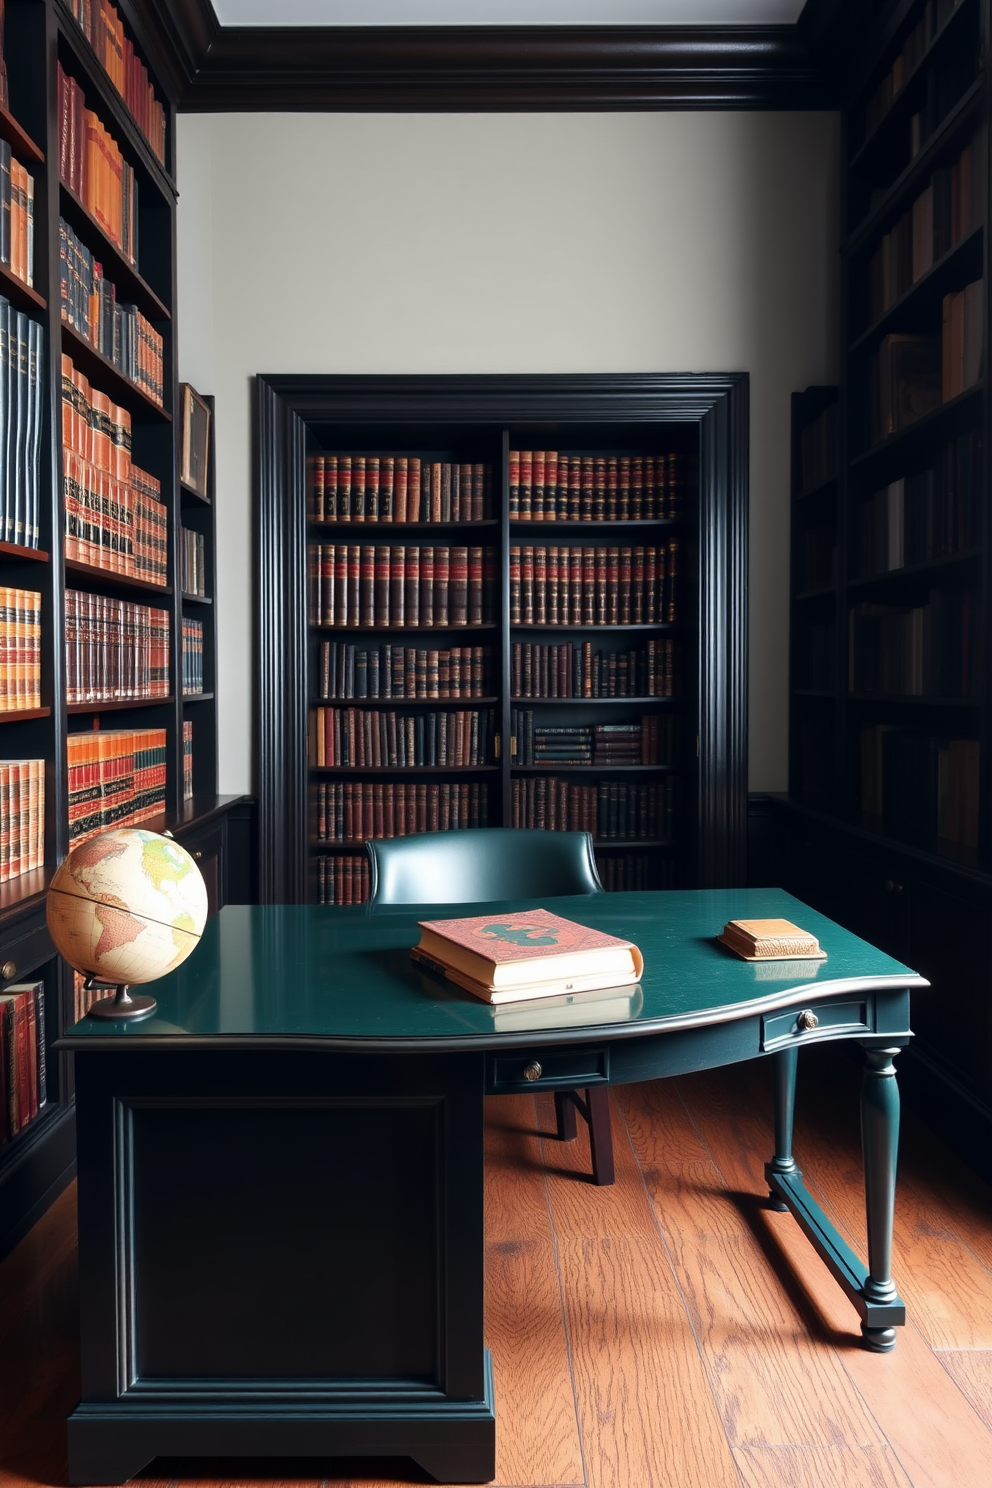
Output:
[84, 979, 157, 1021]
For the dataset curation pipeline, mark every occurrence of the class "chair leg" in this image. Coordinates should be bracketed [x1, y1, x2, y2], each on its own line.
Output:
[555, 1090, 578, 1142]
[585, 1086, 615, 1186]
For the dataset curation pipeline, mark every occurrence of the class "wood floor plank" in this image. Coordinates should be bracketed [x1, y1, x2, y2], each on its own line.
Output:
[485, 1239, 585, 1487]
[485, 1095, 556, 1247]
[555, 1234, 739, 1488]
[732, 1444, 912, 1488]
[539, 1090, 658, 1240]
[618, 1078, 888, 1449]
[935, 1349, 992, 1434]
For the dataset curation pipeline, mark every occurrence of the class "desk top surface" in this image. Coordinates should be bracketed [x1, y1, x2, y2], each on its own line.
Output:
[60, 888, 926, 1052]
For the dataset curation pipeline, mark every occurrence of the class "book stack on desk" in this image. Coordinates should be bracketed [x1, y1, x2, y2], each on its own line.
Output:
[410, 907, 643, 1004]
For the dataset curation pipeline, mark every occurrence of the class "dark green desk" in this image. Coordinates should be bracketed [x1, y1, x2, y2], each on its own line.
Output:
[60, 888, 926, 1485]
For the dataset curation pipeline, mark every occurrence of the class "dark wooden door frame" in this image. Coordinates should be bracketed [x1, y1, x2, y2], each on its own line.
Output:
[254, 372, 748, 905]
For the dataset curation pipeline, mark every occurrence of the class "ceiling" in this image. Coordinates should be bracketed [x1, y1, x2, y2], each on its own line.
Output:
[210, 1, 808, 26]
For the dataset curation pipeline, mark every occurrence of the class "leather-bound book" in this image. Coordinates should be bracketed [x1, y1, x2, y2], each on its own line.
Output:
[569, 455, 582, 520]
[606, 547, 620, 625]
[544, 451, 558, 521]
[508, 545, 521, 625]
[509, 449, 520, 518]
[521, 546, 535, 624]
[631, 456, 644, 519]
[632, 547, 645, 623]
[519, 449, 532, 519]
[420, 547, 434, 626]
[337, 455, 352, 519]
[450, 545, 468, 625]
[666, 539, 679, 621]
[532, 450, 546, 520]
[534, 546, 547, 624]
[391, 544, 407, 627]
[434, 545, 449, 626]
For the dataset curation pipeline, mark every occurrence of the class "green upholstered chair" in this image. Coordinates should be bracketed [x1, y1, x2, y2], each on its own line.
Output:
[365, 828, 615, 1185]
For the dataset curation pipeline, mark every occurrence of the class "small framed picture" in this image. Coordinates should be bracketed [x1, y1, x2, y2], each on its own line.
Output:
[180, 384, 211, 498]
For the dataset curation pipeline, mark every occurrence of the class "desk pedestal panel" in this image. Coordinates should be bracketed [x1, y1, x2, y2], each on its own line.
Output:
[68, 1049, 495, 1484]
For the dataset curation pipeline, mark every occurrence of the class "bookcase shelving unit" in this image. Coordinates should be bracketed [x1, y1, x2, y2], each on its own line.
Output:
[783, 0, 992, 1180]
[0, 2, 238, 1260]
[256, 374, 748, 907]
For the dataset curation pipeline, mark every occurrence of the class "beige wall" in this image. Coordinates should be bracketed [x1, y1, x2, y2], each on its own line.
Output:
[176, 109, 840, 797]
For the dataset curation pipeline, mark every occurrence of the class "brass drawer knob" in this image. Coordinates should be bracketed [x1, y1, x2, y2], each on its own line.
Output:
[194, 851, 203, 860]
[1, 961, 16, 981]
[523, 1061, 543, 1082]
[797, 1009, 819, 1032]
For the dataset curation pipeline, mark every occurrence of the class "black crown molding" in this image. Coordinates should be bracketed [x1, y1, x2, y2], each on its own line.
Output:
[134, 0, 838, 112]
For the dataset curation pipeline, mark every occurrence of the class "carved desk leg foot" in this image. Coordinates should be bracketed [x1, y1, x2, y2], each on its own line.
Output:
[860, 1045, 902, 1352]
[767, 1046, 799, 1211]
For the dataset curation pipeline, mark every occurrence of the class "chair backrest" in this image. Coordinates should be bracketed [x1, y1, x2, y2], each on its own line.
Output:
[366, 828, 604, 907]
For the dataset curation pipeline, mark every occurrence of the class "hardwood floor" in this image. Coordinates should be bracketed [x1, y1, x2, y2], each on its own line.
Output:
[3, 1047, 991, 1488]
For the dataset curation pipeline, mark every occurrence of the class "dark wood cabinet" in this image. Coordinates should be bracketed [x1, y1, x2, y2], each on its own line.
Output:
[254, 374, 749, 905]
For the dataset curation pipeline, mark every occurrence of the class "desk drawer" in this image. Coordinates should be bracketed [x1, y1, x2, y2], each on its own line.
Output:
[761, 1000, 871, 1052]
[489, 1046, 609, 1093]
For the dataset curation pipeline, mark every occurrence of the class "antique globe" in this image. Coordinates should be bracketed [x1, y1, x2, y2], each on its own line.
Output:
[46, 828, 209, 1020]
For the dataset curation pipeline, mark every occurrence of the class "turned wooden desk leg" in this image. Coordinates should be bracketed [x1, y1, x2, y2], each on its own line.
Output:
[860, 1045, 902, 1353]
[768, 1046, 799, 1211]
[555, 1091, 578, 1142]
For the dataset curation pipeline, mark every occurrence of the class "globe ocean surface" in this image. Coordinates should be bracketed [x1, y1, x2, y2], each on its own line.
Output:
[47, 829, 209, 986]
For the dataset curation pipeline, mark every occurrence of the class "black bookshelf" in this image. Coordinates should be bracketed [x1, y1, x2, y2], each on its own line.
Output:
[0, 2, 234, 1260]
[255, 373, 748, 907]
[783, 0, 992, 1183]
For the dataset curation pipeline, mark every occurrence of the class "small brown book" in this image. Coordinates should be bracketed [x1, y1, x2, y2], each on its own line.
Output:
[718, 918, 826, 961]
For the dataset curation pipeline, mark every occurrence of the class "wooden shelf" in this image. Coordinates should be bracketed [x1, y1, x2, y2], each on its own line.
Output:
[0, 543, 48, 563]
[846, 548, 982, 592]
[180, 480, 211, 505]
[182, 692, 215, 702]
[0, 707, 50, 724]
[848, 225, 984, 355]
[316, 695, 498, 707]
[511, 622, 679, 632]
[511, 696, 678, 705]
[67, 696, 175, 714]
[0, 264, 46, 313]
[58, 181, 170, 322]
[312, 623, 498, 635]
[845, 75, 985, 255]
[60, 322, 169, 422]
[847, 0, 977, 172]
[509, 517, 680, 529]
[310, 519, 499, 531]
[511, 764, 680, 773]
[310, 765, 499, 774]
[0, 103, 45, 165]
[851, 382, 984, 469]
[181, 593, 213, 605]
[65, 559, 171, 597]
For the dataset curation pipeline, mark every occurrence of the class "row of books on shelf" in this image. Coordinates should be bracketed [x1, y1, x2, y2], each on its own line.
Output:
[318, 641, 489, 701]
[0, 588, 41, 712]
[181, 618, 203, 695]
[310, 706, 496, 769]
[316, 854, 369, 906]
[848, 588, 977, 697]
[799, 403, 838, 493]
[511, 638, 679, 698]
[309, 456, 492, 523]
[65, 589, 170, 703]
[509, 450, 687, 521]
[851, 429, 980, 574]
[0, 760, 44, 883]
[59, 218, 164, 405]
[182, 717, 192, 801]
[861, 0, 959, 138]
[308, 544, 497, 629]
[181, 528, 205, 595]
[0, 981, 46, 1146]
[0, 142, 34, 288]
[861, 725, 978, 847]
[67, 726, 166, 842]
[511, 775, 675, 840]
[510, 544, 678, 626]
[63, 449, 168, 583]
[314, 781, 490, 841]
[64, 0, 168, 166]
[57, 62, 137, 265]
[62, 352, 132, 476]
[866, 126, 984, 323]
[868, 283, 982, 443]
[0, 297, 44, 547]
[511, 711, 676, 766]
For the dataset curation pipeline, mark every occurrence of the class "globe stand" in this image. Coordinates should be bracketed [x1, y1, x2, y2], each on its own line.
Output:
[83, 975, 157, 1021]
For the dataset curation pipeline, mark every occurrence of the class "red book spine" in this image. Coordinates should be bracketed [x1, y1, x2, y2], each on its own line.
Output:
[509, 450, 520, 518]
